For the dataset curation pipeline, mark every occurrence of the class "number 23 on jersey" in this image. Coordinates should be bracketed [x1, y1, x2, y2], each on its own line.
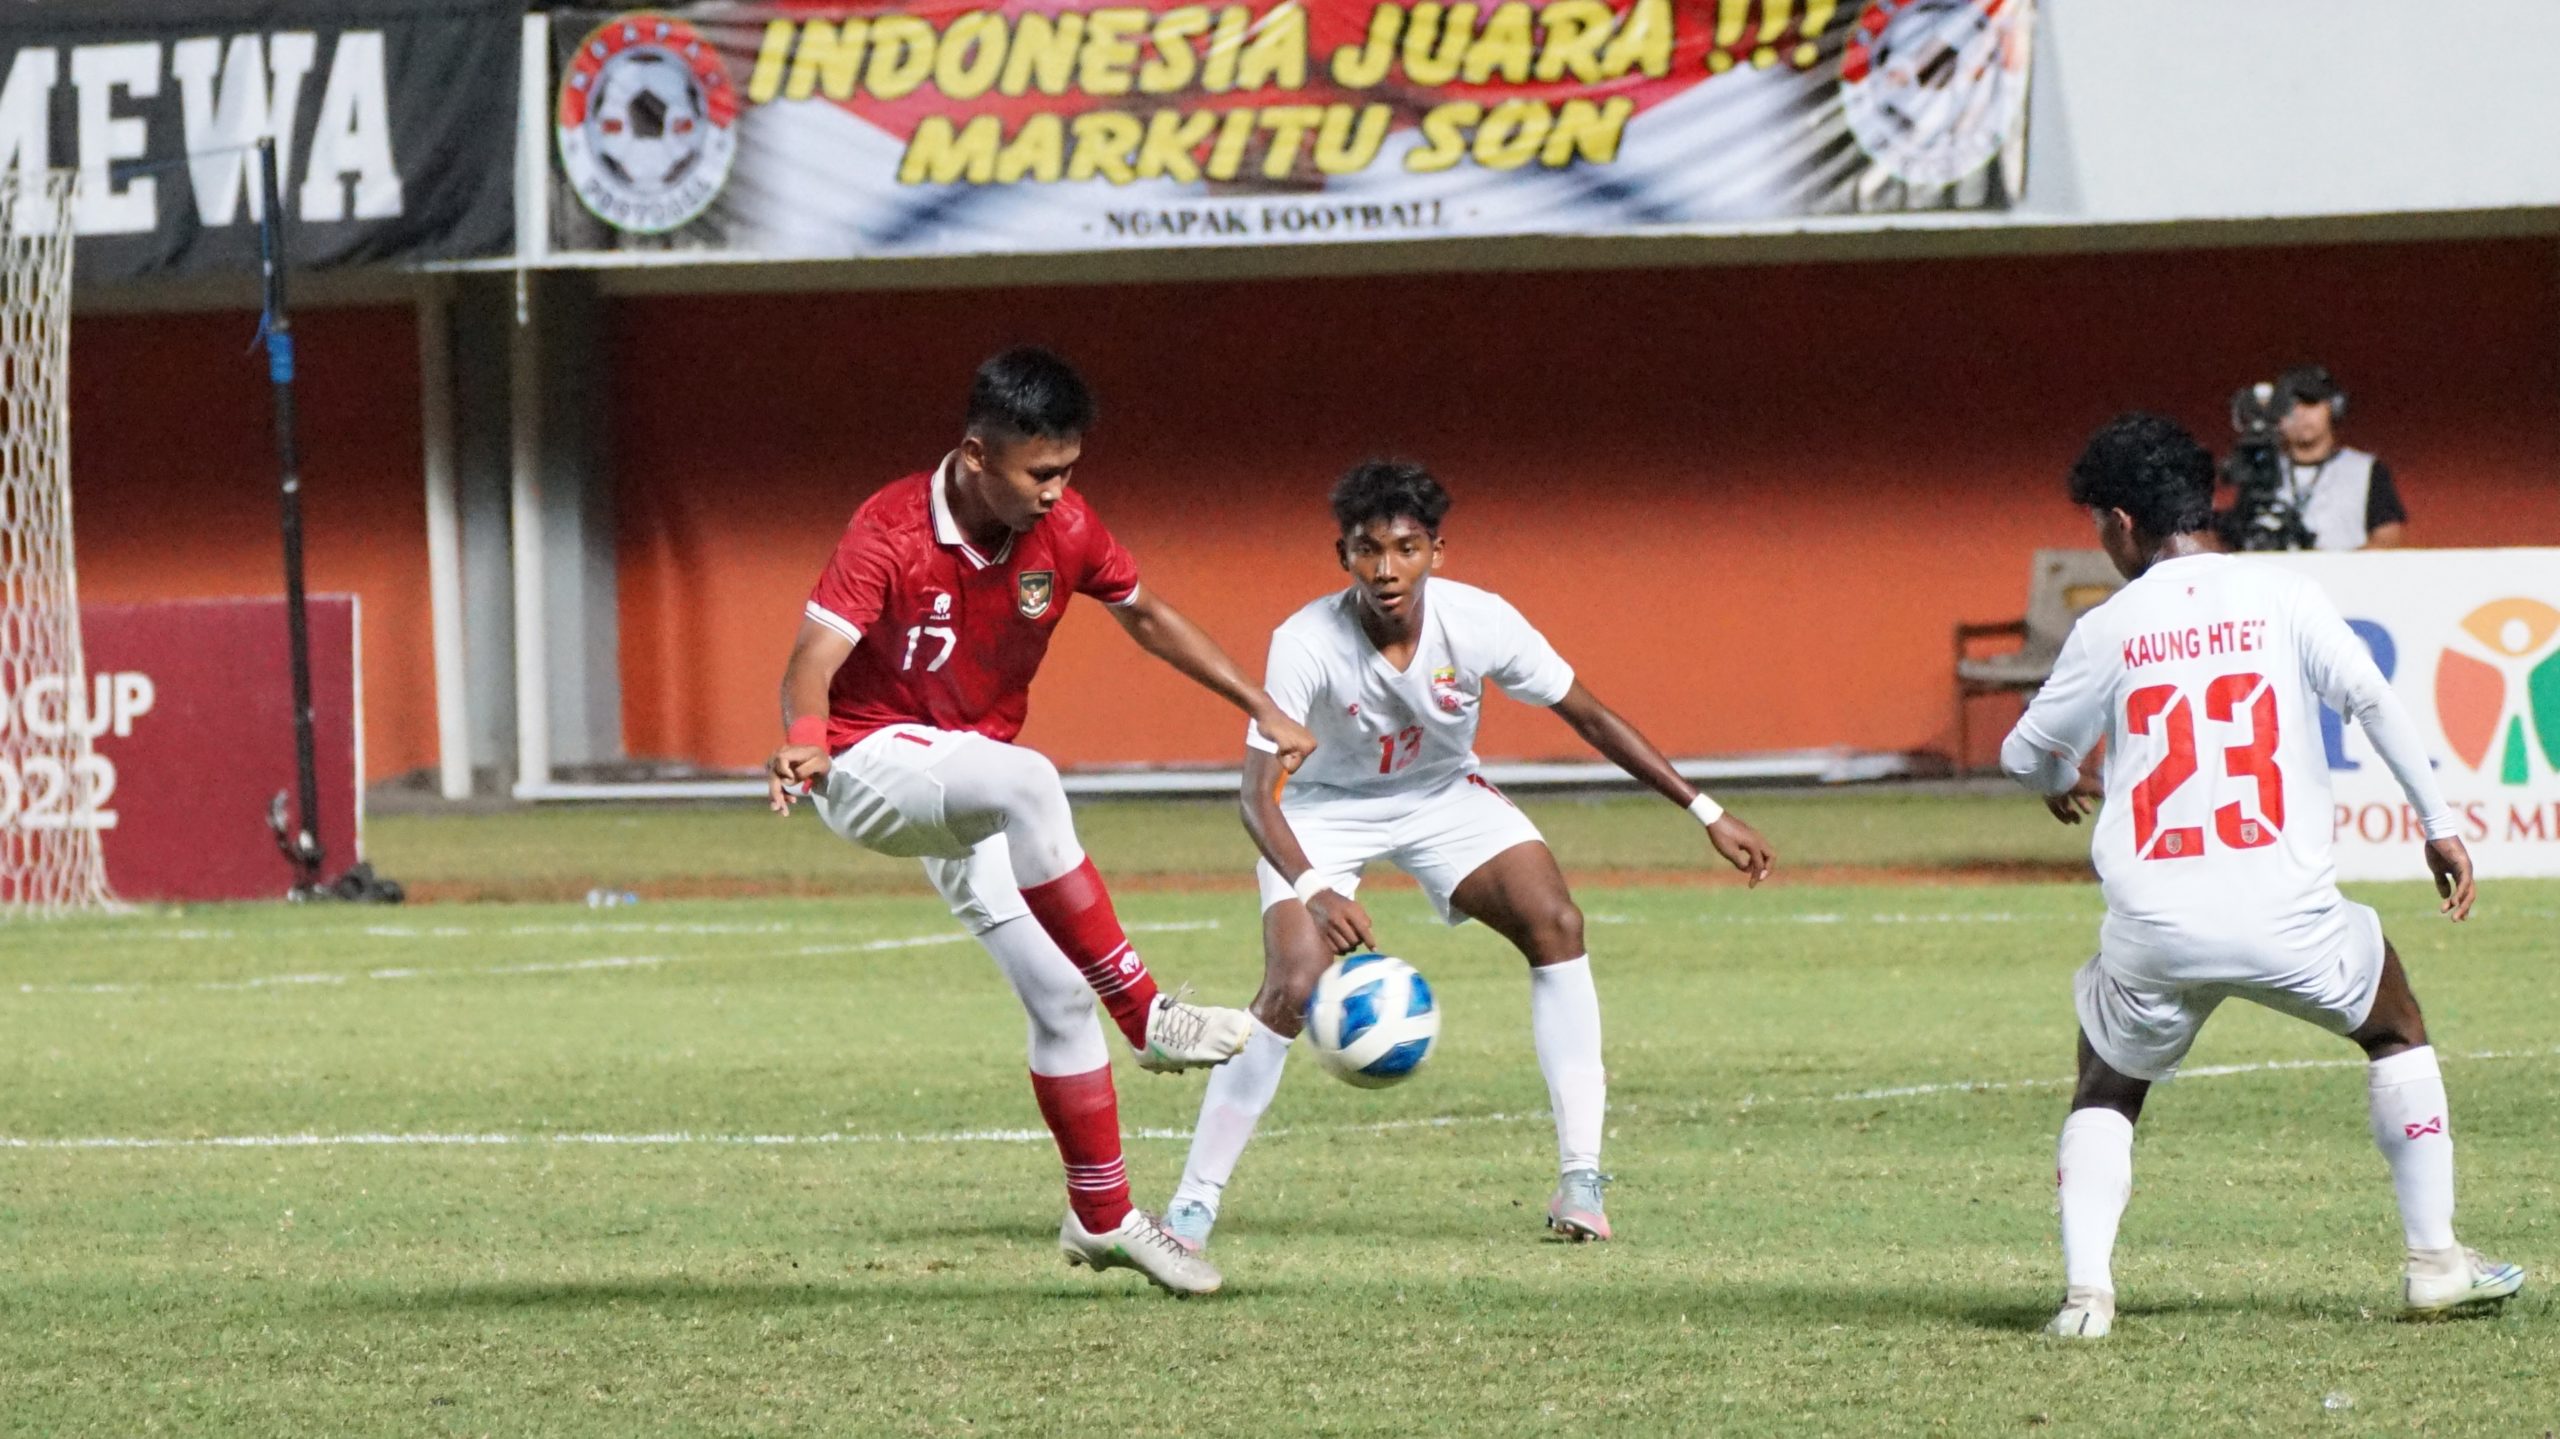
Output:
[2126, 671, 2286, 861]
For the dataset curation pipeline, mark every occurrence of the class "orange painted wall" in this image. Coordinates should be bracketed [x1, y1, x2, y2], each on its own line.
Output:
[58, 242, 2560, 785]
[69, 306, 436, 782]
[615, 239, 2560, 774]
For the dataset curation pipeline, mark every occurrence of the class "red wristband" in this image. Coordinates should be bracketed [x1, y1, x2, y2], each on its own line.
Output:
[786, 716, 827, 749]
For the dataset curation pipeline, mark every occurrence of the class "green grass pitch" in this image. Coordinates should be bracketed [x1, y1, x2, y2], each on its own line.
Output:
[0, 793, 2552, 1434]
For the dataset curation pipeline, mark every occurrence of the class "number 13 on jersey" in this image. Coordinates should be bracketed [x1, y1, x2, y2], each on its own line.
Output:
[2126, 671, 2286, 861]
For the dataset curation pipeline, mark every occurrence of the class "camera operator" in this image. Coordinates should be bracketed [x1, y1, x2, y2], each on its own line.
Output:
[2222, 365, 2407, 552]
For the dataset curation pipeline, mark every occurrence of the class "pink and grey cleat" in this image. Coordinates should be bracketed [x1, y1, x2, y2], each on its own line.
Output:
[1546, 1168, 1612, 1242]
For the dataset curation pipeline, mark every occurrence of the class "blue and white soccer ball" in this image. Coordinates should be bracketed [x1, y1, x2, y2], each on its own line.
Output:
[1302, 953, 1440, 1089]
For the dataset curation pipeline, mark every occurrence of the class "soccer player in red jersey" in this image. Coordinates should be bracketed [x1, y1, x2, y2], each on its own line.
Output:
[766, 347, 1316, 1296]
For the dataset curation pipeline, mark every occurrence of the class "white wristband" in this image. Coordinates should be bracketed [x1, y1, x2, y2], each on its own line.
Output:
[1687, 793, 1725, 828]
[1292, 869, 1335, 905]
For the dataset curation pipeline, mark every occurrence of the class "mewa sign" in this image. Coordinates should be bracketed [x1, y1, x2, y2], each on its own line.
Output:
[0, 0, 516, 278]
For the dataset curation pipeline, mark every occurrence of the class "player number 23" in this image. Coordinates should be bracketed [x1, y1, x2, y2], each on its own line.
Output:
[901, 625, 957, 673]
[2125, 672, 2284, 861]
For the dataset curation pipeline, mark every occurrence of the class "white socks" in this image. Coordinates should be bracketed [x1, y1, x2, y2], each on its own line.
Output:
[1171, 957, 1608, 1219]
[1171, 1018, 1293, 1215]
[1529, 957, 1606, 1175]
[2056, 1107, 2135, 1293]
[2368, 1045, 2458, 1252]
[973, 914, 1111, 1077]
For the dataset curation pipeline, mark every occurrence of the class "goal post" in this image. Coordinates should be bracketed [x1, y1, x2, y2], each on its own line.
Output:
[0, 170, 115, 915]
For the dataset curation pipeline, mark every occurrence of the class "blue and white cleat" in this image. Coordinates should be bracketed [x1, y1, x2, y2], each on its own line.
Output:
[1163, 1198, 1216, 1255]
[1547, 1168, 1612, 1242]
[2405, 1247, 2524, 1316]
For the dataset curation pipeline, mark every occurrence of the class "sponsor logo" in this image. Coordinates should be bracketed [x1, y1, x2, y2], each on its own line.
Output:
[2404, 1115, 2445, 1140]
[1839, 0, 2033, 187]
[557, 13, 739, 235]
[929, 592, 952, 619]
[1016, 570, 1055, 619]
[2433, 598, 2560, 787]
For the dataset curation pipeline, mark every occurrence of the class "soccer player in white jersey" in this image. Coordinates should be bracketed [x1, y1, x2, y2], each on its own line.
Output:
[2003, 415, 2522, 1338]
[1160, 460, 1776, 1252]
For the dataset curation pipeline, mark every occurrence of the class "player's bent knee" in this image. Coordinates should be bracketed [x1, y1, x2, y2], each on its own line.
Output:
[1528, 900, 1585, 962]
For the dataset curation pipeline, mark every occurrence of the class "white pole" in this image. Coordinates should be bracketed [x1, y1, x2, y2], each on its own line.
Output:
[417, 278, 471, 801]
[508, 11, 554, 799]
[508, 277, 550, 800]
[516, 13, 552, 271]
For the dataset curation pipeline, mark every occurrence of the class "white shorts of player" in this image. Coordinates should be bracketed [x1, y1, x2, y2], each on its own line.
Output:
[2075, 900, 2387, 1082]
[810, 724, 1031, 937]
[1254, 771, 1545, 926]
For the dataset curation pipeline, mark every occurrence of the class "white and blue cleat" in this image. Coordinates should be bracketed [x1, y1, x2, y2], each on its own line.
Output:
[1163, 1197, 1216, 1255]
[2405, 1247, 2525, 1317]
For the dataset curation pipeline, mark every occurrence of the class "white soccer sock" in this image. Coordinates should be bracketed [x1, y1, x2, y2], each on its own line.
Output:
[1170, 1018, 1293, 1215]
[2367, 1045, 2458, 1252]
[1529, 957, 1606, 1175]
[973, 914, 1110, 1077]
[2056, 1106, 2135, 1294]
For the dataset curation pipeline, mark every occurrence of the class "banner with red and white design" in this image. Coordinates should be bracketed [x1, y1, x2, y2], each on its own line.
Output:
[546, 0, 2033, 259]
[71, 596, 364, 903]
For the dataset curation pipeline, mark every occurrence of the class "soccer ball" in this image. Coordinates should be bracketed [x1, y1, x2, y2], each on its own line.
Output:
[1302, 953, 1440, 1089]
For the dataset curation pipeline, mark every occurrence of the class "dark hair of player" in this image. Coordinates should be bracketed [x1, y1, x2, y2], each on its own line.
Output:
[2068, 412, 2216, 539]
[1330, 459, 1452, 536]
[966, 346, 1097, 441]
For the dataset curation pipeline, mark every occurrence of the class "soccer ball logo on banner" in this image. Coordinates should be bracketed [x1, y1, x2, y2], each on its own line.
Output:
[558, 14, 740, 235]
[1839, 0, 2034, 187]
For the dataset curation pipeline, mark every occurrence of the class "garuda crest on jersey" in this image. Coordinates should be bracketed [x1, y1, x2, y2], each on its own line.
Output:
[1016, 570, 1055, 619]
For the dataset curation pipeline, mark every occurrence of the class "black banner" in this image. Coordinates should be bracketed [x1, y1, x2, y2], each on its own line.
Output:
[0, 0, 519, 279]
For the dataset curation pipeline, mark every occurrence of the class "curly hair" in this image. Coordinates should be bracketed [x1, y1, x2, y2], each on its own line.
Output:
[2068, 413, 2216, 538]
[1330, 459, 1451, 536]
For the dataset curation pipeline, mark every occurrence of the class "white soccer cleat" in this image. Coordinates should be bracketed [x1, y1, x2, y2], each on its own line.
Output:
[1136, 989, 1251, 1073]
[2044, 1286, 2115, 1339]
[2404, 1246, 2525, 1316]
[1059, 1208, 1224, 1296]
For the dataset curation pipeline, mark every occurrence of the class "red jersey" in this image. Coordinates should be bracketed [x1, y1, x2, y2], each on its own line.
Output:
[803, 457, 1140, 751]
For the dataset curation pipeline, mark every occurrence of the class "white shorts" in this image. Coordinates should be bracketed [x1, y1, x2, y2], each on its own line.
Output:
[811, 725, 1029, 937]
[2074, 900, 2387, 1082]
[1255, 772, 1545, 926]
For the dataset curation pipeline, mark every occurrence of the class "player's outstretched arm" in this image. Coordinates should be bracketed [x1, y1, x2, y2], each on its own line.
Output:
[767, 619, 854, 815]
[1549, 681, 1773, 885]
[2303, 590, 2474, 919]
[2000, 625, 2103, 822]
[1108, 587, 1316, 771]
[1240, 747, 1376, 954]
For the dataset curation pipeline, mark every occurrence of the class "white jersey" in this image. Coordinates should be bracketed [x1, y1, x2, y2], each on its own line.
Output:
[2007, 553, 2452, 985]
[1245, 579, 1575, 799]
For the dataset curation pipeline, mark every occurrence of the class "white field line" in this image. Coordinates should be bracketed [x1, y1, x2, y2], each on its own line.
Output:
[5, 1049, 2549, 1155]
[1743, 1043, 2560, 1109]
[1697, 911, 2027, 926]
[12, 920, 1221, 996]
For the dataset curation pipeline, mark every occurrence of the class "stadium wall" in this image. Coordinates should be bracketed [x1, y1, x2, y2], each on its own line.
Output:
[66, 237, 2560, 783]
[614, 238, 2560, 774]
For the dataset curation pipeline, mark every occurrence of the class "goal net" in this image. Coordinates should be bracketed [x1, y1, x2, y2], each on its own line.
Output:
[0, 171, 114, 915]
